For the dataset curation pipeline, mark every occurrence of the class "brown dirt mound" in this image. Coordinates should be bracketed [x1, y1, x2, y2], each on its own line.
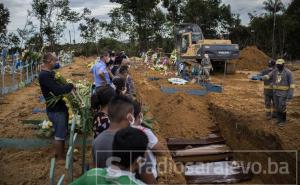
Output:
[233, 46, 270, 71]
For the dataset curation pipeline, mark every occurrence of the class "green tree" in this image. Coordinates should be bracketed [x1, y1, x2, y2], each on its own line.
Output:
[263, 0, 284, 57]
[249, 15, 274, 53]
[284, 0, 300, 59]
[0, 3, 10, 46]
[8, 32, 20, 48]
[17, 11, 36, 47]
[162, 0, 183, 46]
[109, 0, 164, 51]
[79, 9, 103, 56]
[229, 16, 252, 49]
[181, 0, 237, 38]
[31, 0, 82, 48]
[162, 0, 182, 25]
[31, 0, 47, 45]
[26, 33, 42, 50]
[107, 7, 134, 39]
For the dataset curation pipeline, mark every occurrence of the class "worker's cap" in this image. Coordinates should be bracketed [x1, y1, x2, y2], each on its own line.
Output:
[276, 59, 285, 65]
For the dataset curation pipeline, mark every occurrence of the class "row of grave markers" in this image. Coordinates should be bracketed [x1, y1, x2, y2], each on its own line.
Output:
[0, 52, 74, 95]
[1, 61, 40, 95]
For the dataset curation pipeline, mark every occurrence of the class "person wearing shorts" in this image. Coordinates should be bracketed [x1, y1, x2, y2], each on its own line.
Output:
[47, 112, 69, 141]
[39, 52, 74, 159]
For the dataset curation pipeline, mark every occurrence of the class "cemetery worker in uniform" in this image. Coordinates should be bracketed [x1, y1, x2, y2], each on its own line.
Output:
[258, 59, 276, 119]
[38, 52, 74, 159]
[170, 49, 177, 65]
[145, 49, 153, 64]
[200, 51, 213, 81]
[91, 52, 112, 92]
[262, 59, 295, 126]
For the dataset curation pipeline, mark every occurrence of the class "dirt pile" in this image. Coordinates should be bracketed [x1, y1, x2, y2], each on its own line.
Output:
[233, 46, 270, 71]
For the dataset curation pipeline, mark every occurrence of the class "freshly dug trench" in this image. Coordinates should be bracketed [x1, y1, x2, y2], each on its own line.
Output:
[209, 103, 297, 184]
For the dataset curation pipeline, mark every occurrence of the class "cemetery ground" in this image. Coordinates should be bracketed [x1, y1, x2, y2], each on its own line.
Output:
[0, 57, 300, 184]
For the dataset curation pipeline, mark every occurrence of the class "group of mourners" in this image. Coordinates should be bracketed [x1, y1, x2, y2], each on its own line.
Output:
[83, 51, 164, 184]
[86, 51, 164, 184]
[38, 51, 164, 184]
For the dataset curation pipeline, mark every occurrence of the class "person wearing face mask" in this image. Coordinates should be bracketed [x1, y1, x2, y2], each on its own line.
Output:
[38, 52, 74, 160]
[132, 100, 165, 181]
[91, 87, 116, 139]
[106, 51, 116, 80]
[262, 59, 295, 126]
[259, 59, 276, 119]
[71, 127, 148, 185]
[111, 55, 123, 76]
[108, 50, 116, 67]
[91, 52, 112, 92]
[200, 51, 213, 82]
[92, 95, 135, 168]
[92, 96, 156, 184]
[118, 65, 136, 97]
[112, 77, 127, 96]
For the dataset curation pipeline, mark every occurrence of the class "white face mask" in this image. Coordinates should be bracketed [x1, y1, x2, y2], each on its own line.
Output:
[204, 54, 209, 58]
[127, 113, 135, 126]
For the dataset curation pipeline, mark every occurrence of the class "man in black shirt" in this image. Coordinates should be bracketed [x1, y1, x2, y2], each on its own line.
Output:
[38, 52, 74, 160]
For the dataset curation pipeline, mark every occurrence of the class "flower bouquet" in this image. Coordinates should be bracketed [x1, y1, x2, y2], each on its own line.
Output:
[46, 72, 93, 132]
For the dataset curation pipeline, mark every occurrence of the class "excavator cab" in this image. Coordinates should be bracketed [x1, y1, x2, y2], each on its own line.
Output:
[175, 23, 239, 74]
[180, 33, 192, 53]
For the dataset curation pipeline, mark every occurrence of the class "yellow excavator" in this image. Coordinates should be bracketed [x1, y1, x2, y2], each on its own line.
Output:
[175, 23, 239, 78]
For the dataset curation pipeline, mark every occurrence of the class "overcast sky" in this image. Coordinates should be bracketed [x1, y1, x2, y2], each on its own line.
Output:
[2, 0, 292, 44]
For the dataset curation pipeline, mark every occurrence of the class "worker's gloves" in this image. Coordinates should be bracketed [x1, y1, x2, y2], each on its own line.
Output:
[250, 75, 262, 81]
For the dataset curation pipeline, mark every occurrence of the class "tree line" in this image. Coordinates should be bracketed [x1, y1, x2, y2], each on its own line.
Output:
[0, 0, 299, 59]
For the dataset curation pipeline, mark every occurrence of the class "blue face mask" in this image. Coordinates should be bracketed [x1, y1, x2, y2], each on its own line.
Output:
[54, 63, 60, 69]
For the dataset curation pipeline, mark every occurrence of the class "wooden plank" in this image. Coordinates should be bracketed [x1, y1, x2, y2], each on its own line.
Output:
[166, 136, 225, 150]
[186, 173, 252, 184]
[208, 125, 220, 133]
[173, 144, 230, 157]
[185, 161, 252, 184]
[50, 158, 55, 185]
[71, 72, 85, 76]
[0, 100, 9, 105]
[21, 119, 43, 125]
[173, 152, 233, 163]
